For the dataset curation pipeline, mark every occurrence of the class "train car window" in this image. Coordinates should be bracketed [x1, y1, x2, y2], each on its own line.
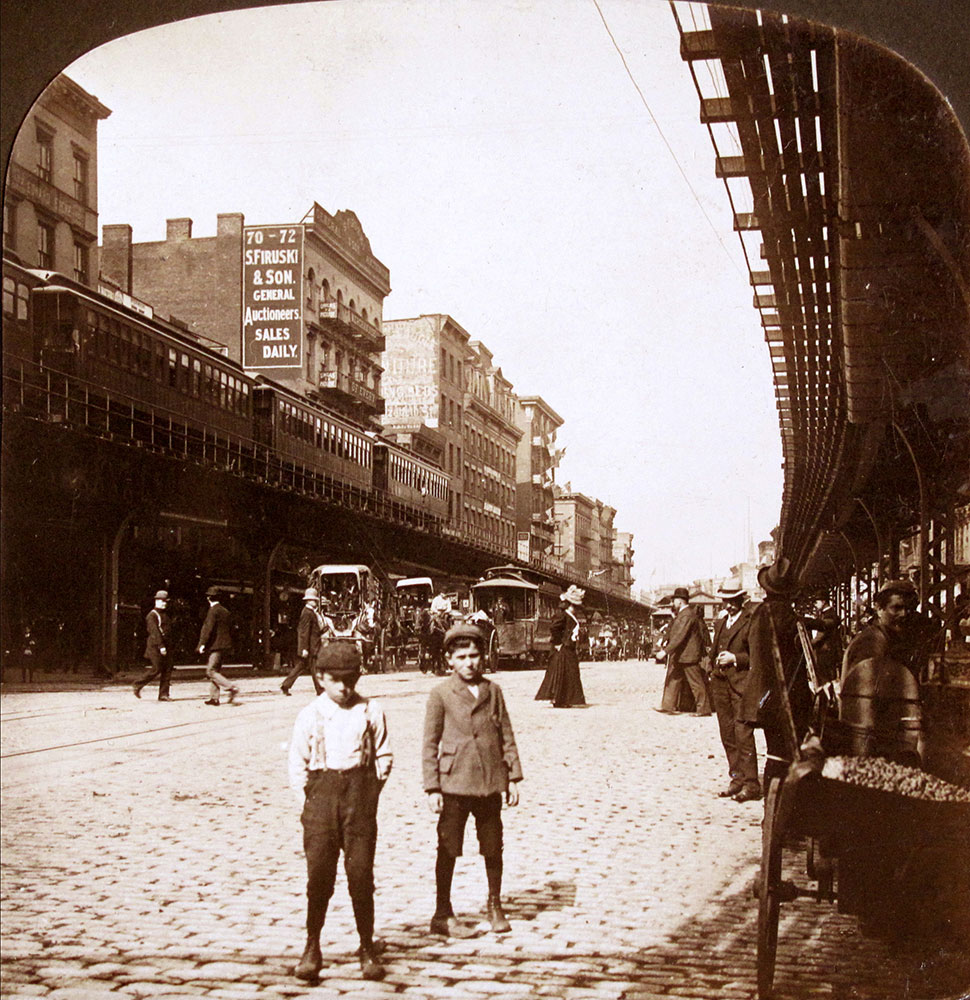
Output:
[192, 358, 201, 396]
[168, 347, 178, 387]
[315, 416, 322, 448]
[2, 276, 14, 316]
[217, 369, 226, 407]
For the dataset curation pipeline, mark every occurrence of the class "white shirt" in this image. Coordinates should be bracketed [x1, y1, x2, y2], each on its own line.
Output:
[430, 594, 452, 613]
[288, 693, 392, 803]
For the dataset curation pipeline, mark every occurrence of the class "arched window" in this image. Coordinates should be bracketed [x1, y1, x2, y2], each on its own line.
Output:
[307, 268, 317, 311]
[322, 278, 330, 301]
[337, 289, 343, 304]
[348, 298, 356, 312]
[361, 307, 368, 321]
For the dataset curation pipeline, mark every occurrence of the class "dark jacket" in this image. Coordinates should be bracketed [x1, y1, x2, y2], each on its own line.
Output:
[296, 604, 322, 659]
[198, 602, 232, 653]
[550, 607, 583, 649]
[144, 608, 170, 658]
[741, 597, 811, 738]
[804, 607, 843, 686]
[709, 602, 756, 671]
[423, 673, 523, 797]
[665, 606, 709, 665]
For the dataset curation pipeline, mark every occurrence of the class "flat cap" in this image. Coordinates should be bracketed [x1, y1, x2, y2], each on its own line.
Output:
[315, 641, 362, 676]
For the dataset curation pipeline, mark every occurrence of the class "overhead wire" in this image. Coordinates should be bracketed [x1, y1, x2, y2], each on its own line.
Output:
[589, 0, 743, 275]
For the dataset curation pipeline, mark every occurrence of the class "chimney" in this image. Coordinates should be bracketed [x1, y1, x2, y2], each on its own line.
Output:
[217, 212, 244, 237]
[167, 218, 193, 241]
[101, 224, 133, 293]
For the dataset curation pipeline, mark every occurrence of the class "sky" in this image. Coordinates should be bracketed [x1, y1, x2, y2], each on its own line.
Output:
[64, 0, 783, 590]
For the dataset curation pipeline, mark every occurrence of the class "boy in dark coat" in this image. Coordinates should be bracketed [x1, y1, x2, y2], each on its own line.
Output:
[423, 624, 523, 937]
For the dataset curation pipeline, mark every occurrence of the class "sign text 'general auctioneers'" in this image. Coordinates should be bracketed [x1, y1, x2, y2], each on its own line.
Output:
[242, 225, 304, 369]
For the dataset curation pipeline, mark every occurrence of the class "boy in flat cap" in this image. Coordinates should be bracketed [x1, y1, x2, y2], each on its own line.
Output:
[287, 641, 392, 983]
[422, 623, 523, 938]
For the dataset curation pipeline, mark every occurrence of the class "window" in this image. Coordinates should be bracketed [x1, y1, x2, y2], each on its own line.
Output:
[3, 199, 16, 251]
[73, 241, 89, 284]
[73, 153, 89, 204]
[37, 219, 54, 268]
[36, 129, 53, 183]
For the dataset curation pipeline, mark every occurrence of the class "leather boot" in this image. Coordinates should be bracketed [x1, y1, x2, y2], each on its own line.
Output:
[294, 938, 322, 981]
[486, 895, 511, 934]
[358, 943, 385, 981]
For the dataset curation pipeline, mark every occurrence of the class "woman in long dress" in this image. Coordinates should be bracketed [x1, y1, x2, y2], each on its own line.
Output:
[535, 586, 586, 707]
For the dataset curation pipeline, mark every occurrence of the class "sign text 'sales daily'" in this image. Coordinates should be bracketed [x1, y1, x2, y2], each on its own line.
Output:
[242, 225, 304, 370]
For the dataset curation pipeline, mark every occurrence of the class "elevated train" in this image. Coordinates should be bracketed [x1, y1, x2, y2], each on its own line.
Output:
[2, 258, 448, 530]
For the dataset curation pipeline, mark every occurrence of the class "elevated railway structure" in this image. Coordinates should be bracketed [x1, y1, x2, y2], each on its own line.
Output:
[675, 4, 969, 653]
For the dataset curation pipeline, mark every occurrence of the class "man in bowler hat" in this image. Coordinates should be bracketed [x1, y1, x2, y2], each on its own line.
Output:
[657, 587, 711, 715]
[281, 588, 326, 697]
[198, 587, 239, 705]
[134, 590, 174, 701]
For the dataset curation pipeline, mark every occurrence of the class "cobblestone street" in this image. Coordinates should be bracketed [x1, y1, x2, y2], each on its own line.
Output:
[2, 661, 968, 1000]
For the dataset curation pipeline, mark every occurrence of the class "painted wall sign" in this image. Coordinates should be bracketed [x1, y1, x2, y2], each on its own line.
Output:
[242, 225, 304, 369]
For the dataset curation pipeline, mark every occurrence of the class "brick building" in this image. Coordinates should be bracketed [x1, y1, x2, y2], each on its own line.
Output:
[381, 316, 520, 555]
[553, 487, 595, 577]
[590, 500, 617, 581]
[612, 531, 635, 594]
[514, 395, 564, 566]
[100, 202, 389, 426]
[462, 342, 520, 556]
[4, 74, 110, 285]
[381, 314, 469, 527]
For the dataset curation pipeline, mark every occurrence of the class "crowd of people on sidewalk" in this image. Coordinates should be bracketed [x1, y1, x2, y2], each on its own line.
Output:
[649, 559, 955, 804]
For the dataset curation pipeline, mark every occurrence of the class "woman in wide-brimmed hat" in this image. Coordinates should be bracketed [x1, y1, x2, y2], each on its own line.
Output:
[535, 586, 587, 707]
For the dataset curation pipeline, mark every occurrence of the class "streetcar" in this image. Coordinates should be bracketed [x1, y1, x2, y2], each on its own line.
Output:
[470, 565, 561, 669]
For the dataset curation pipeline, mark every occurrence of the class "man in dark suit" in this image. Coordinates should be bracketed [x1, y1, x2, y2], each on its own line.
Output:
[708, 580, 758, 800]
[134, 589, 173, 701]
[197, 586, 239, 705]
[281, 588, 325, 697]
[657, 587, 711, 715]
[803, 594, 843, 686]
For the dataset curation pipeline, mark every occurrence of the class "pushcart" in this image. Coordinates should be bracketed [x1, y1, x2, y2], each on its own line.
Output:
[755, 623, 970, 998]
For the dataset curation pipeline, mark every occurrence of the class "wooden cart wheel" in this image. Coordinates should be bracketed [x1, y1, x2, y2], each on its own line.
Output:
[757, 776, 784, 1000]
[487, 630, 498, 673]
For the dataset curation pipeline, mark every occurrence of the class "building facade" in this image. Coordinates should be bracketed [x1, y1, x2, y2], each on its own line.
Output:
[381, 316, 521, 556]
[612, 531, 635, 594]
[462, 342, 520, 556]
[514, 395, 564, 566]
[381, 314, 469, 527]
[553, 487, 595, 577]
[100, 203, 389, 426]
[4, 74, 110, 286]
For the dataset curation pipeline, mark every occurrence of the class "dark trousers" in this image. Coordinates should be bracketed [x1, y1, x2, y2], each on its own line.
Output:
[136, 650, 173, 698]
[710, 667, 759, 793]
[437, 792, 503, 858]
[301, 767, 380, 944]
[660, 656, 710, 713]
[282, 655, 322, 695]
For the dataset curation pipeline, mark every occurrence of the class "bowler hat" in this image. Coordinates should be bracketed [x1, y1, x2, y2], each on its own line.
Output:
[205, 586, 223, 599]
[315, 641, 362, 676]
[442, 623, 486, 650]
[671, 587, 691, 602]
[560, 585, 586, 606]
[303, 587, 319, 601]
[757, 557, 796, 596]
[154, 590, 169, 601]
